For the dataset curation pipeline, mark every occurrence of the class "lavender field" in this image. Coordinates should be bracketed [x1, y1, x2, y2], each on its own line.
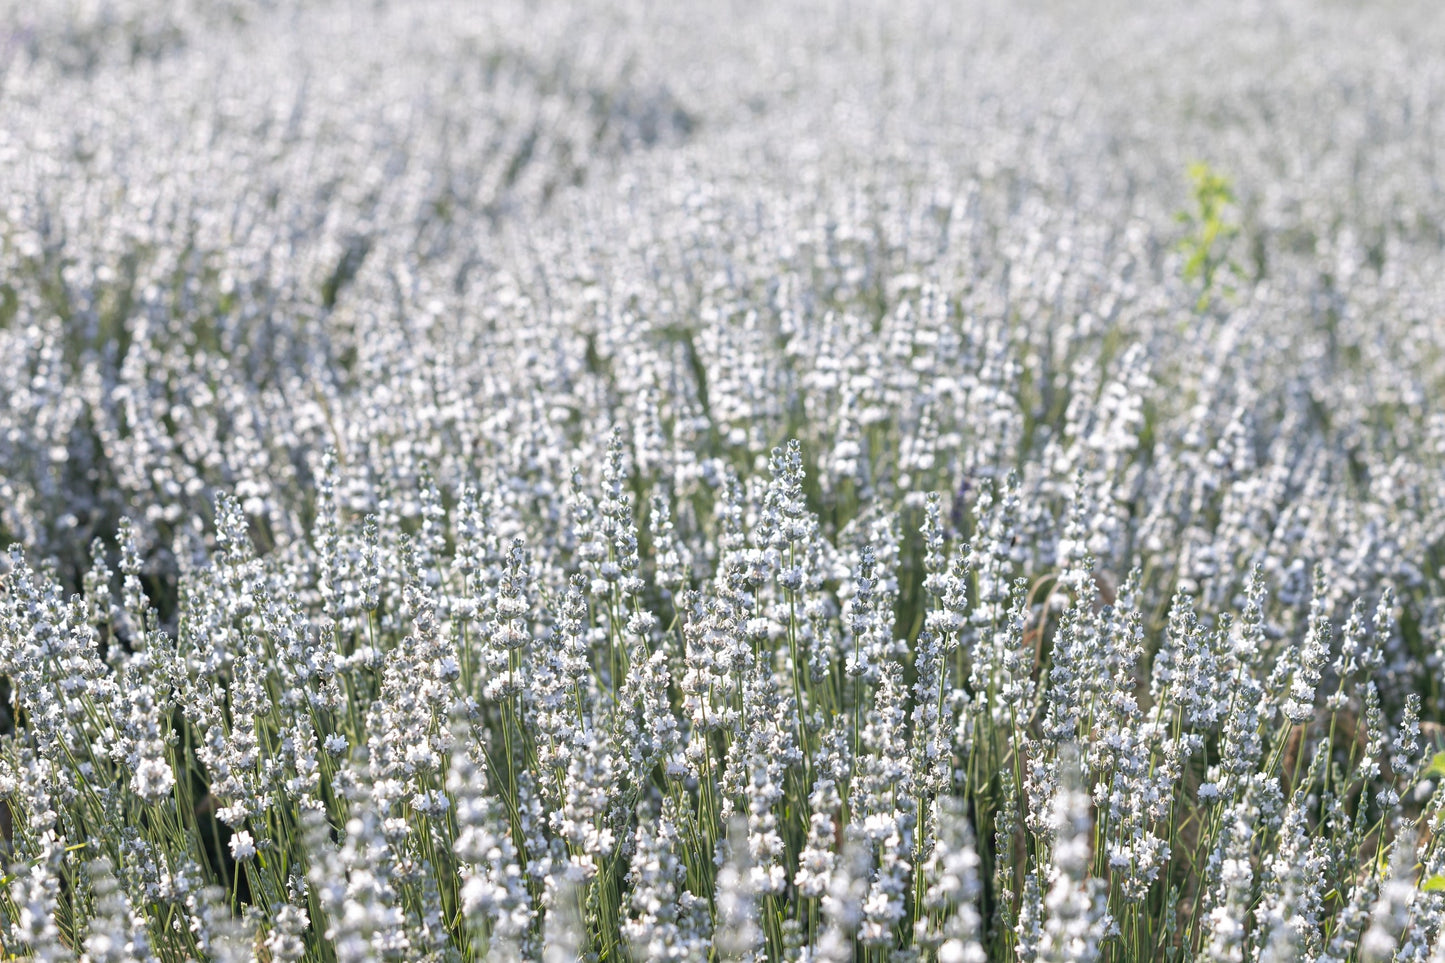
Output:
[3, 0, 1445, 960]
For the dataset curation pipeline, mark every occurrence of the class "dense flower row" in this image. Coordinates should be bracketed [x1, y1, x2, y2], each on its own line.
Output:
[3, 0, 1445, 960]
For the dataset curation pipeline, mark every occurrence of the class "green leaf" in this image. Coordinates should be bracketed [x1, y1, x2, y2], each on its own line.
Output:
[1424, 752, 1445, 780]
[1422, 875, 1445, 893]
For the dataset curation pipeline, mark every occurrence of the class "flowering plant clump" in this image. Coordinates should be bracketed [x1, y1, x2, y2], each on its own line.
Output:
[4, 0, 1445, 961]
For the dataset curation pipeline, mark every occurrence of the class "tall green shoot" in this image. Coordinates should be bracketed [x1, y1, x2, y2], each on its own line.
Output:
[1176, 162, 1240, 311]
